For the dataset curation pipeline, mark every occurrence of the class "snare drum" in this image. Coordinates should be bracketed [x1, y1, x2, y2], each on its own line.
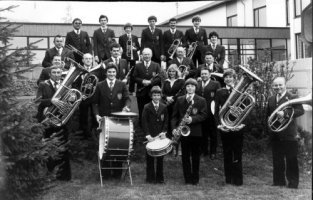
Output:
[99, 117, 134, 161]
[146, 138, 173, 157]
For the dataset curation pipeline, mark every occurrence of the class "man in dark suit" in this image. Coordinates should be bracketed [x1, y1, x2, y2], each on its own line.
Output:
[201, 31, 225, 66]
[133, 48, 161, 127]
[103, 43, 128, 82]
[93, 15, 116, 63]
[195, 52, 224, 87]
[163, 18, 186, 63]
[36, 65, 71, 181]
[119, 23, 141, 93]
[92, 63, 131, 180]
[267, 77, 304, 189]
[171, 78, 207, 185]
[38, 55, 63, 85]
[196, 67, 221, 158]
[141, 16, 165, 64]
[184, 15, 208, 67]
[65, 18, 92, 65]
[168, 47, 196, 80]
[42, 35, 74, 69]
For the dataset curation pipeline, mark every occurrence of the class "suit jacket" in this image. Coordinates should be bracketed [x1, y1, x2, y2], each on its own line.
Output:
[42, 47, 74, 69]
[171, 94, 207, 137]
[36, 80, 56, 122]
[103, 58, 128, 80]
[37, 68, 50, 85]
[141, 27, 164, 58]
[162, 78, 186, 102]
[201, 44, 225, 66]
[195, 63, 224, 87]
[196, 80, 221, 118]
[163, 29, 186, 59]
[93, 28, 116, 60]
[184, 27, 208, 51]
[267, 92, 304, 141]
[118, 34, 140, 61]
[92, 80, 131, 117]
[142, 102, 168, 137]
[168, 57, 196, 80]
[132, 61, 161, 97]
[65, 30, 92, 54]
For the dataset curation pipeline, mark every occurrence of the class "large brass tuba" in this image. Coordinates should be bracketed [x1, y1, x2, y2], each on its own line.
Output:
[219, 65, 263, 128]
[42, 58, 89, 126]
[168, 38, 181, 59]
[268, 93, 312, 132]
[186, 42, 197, 59]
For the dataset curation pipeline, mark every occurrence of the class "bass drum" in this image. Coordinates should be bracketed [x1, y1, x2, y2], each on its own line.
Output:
[146, 138, 173, 157]
[98, 117, 134, 161]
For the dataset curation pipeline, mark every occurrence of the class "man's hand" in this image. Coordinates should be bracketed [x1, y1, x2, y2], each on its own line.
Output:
[94, 56, 99, 63]
[159, 132, 166, 139]
[166, 96, 174, 104]
[96, 115, 102, 124]
[197, 77, 202, 82]
[51, 98, 63, 106]
[122, 78, 127, 83]
[277, 111, 284, 119]
[231, 124, 245, 131]
[160, 55, 166, 61]
[217, 125, 231, 132]
[123, 106, 130, 112]
[172, 129, 178, 137]
[146, 135, 154, 142]
[185, 116, 192, 124]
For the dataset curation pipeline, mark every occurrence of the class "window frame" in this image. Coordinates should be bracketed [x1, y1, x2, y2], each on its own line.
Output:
[286, 0, 290, 25]
[227, 14, 237, 27]
[254, 6, 267, 27]
[294, 0, 302, 18]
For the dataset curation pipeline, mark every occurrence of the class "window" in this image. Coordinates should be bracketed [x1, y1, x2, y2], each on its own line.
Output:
[254, 6, 267, 27]
[294, 0, 311, 18]
[286, 0, 290, 25]
[296, 33, 312, 59]
[8, 37, 27, 49]
[29, 37, 48, 49]
[227, 15, 237, 27]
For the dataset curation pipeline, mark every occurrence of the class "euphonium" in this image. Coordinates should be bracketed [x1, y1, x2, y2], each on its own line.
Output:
[42, 58, 89, 127]
[219, 65, 263, 129]
[186, 42, 197, 59]
[172, 100, 194, 144]
[168, 38, 181, 59]
[80, 64, 104, 99]
[268, 93, 312, 132]
[126, 36, 133, 60]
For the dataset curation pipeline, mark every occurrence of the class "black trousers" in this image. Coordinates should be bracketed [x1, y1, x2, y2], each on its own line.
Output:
[151, 49, 161, 65]
[79, 103, 98, 139]
[146, 152, 164, 182]
[201, 117, 217, 155]
[220, 130, 243, 185]
[181, 136, 201, 184]
[191, 49, 203, 67]
[44, 126, 71, 181]
[272, 140, 299, 188]
[137, 94, 151, 127]
[127, 60, 136, 93]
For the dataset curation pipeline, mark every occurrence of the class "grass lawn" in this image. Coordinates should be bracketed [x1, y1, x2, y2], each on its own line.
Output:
[39, 145, 311, 200]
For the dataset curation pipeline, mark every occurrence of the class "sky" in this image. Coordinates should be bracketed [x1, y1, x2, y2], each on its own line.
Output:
[0, 1, 211, 25]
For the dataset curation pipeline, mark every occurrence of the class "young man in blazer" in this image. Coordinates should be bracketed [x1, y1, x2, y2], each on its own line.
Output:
[163, 18, 186, 63]
[133, 48, 161, 127]
[168, 47, 196, 80]
[93, 15, 116, 63]
[171, 78, 207, 185]
[103, 43, 128, 82]
[141, 16, 165, 64]
[184, 15, 208, 67]
[201, 31, 225, 67]
[118, 23, 141, 93]
[65, 18, 92, 65]
[267, 77, 304, 189]
[92, 63, 131, 180]
[196, 67, 221, 158]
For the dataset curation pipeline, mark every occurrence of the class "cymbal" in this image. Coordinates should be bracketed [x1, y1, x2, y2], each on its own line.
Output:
[111, 111, 138, 117]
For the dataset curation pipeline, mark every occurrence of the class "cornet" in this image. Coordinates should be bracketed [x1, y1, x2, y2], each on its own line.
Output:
[168, 38, 181, 59]
[178, 65, 188, 79]
[186, 42, 197, 59]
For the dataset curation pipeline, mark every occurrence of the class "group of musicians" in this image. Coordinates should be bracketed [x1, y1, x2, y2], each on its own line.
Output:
[35, 14, 304, 189]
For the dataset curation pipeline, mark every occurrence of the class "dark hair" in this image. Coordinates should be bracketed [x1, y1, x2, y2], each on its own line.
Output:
[209, 31, 219, 39]
[106, 63, 118, 73]
[72, 18, 82, 24]
[148, 15, 157, 22]
[200, 67, 210, 73]
[192, 15, 201, 22]
[185, 78, 198, 88]
[52, 55, 61, 60]
[205, 51, 213, 57]
[169, 18, 177, 23]
[53, 35, 63, 42]
[150, 86, 162, 96]
[223, 69, 235, 79]
[124, 22, 133, 30]
[110, 43, 120, 51]
[99, 15, 108, 22]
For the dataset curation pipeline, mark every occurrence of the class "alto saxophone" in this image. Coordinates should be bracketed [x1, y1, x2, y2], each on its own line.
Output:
[172, 99, 194, 144]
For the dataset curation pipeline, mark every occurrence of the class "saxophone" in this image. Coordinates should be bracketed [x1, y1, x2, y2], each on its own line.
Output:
[172, 99, 194, 144]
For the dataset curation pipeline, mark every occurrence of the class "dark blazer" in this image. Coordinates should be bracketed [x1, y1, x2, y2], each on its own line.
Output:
[36, 80, 56, 122]
[201, 44, 225, 66]
[141, 27, 164, 58]
[37, 68, 50, 85]
[92, 80, 131, 117]
[93, 28, 116, 60]
[132, 61, 161, 97]
[163, 29, 186, 59]
[65, 30, 92, 54]
[196, 80, 221, 118]
[162, 78, 185, 104]
[142, 102, 168, 137]
[267, 92, 304, 141]
[184, 27, 208, 51]
[171, 94, 207, 137]
[103, 58, 128, 80]
[118, 34, 140, 61]
[42, 47, 74, 69]
[168, 57, 196, 80]
[195, 63, 224, 77]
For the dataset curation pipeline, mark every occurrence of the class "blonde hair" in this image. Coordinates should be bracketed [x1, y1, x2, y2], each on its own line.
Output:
[167, 64, 181, 79]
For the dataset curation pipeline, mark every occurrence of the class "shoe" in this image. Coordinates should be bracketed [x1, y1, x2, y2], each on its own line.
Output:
[272, 183, 286, 187]
[156, 180, 164, 184]
[146, 179, 155, 184]
[287, 184, 298, 189]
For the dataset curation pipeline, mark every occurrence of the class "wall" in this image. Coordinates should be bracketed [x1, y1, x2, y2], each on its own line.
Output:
[266, 0, 288, 27]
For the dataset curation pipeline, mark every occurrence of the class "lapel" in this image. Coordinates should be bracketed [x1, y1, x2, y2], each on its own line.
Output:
[79, 31, 84, 43]
[101, 81, 112, 99]
[61, 48, 67, 57]
[46, 80, 56, 92]
[149, 102, 158, 116]
[111, 80, 119, 98]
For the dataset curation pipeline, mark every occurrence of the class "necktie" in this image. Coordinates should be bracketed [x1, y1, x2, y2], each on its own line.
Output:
[145, 62, 149, 69]
[151, 28, 154, 34]
[213, 44, 216, 50]
[187, 95, 192, 103]
[115, 58, 118, 65]
[228, 87, 232, 94]
[57, 48, 61, 56]
[277, 94, 282, 102]
[203, 81, 207, 88]
[109, 81, 113, 91]
[195, 27, 199, 34]
[154, 105, 159, 112]
[54, 81, 58, 90]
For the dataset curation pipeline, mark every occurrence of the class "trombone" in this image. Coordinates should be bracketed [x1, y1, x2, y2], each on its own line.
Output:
[168, 38, 181, 59]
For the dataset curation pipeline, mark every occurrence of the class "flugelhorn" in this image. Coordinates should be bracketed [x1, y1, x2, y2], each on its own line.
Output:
[168, 38, 181, 59]
[186, 42, 197, 59]
[219, 65, 263, 129]
[268, 93, 311, 132]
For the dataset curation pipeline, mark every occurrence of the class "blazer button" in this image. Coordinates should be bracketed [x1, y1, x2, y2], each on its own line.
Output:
[111, 103, 113, 105]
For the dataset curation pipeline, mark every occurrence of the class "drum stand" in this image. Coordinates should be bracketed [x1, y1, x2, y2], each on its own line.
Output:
[97, 152, 133, 186]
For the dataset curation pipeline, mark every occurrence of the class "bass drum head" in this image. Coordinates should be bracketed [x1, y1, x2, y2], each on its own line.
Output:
[98, 119, 106, 160]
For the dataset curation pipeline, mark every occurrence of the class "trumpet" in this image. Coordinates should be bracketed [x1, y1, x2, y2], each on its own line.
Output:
[186, 42, 197, 59]
[126, 36, 134, 60]
[179, 65, 188, 79]
[168, 38, 181, 59]
[268, 93, 311, 132]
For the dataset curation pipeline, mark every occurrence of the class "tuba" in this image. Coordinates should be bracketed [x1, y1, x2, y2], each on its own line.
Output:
[42, 58, 89, 127]
[219, 65, 263, 129]
[126, 36, 133, 60]
[168, 38, 181, 59]
[268, 93, 312, 132]
[186, 42, 197, 59]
